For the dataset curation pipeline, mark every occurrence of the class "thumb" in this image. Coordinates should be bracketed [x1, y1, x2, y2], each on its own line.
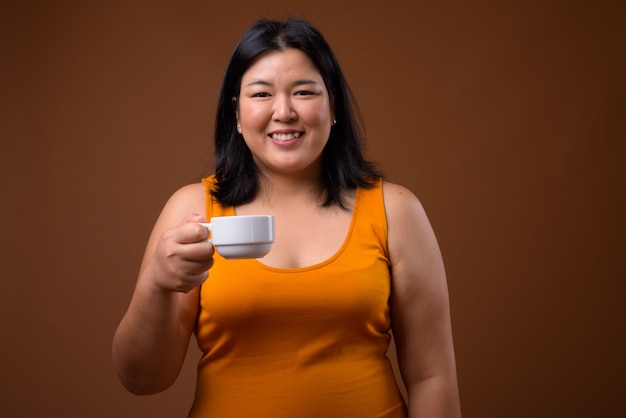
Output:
[182, 212, 206, 224]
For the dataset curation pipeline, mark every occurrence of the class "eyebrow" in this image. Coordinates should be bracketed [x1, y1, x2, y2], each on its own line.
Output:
[244, 79, 321, 88]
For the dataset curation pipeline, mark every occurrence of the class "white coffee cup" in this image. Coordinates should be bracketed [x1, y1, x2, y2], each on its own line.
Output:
[199, 215, 275, 259]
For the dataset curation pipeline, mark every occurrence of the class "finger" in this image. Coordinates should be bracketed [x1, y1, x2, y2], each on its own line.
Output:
[177, 222, 210, 244]
[182, 270, 211, 292]
[180, 240, 215, 262]
[176, 256, 214, 277]
[189, 257, 214, 275]
[170, 268, 210, 293]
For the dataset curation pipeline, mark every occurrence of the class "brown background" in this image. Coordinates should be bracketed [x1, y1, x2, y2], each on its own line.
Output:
[1, 0, 625, 417]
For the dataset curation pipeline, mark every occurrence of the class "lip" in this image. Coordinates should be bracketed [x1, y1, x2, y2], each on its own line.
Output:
[267, 129, 304, 146]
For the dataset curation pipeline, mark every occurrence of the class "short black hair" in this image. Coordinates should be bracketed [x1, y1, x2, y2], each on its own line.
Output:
[212, 19, 382, 208]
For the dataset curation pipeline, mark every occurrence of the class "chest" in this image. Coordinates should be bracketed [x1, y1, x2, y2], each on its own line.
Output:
[266, 208, 353, 268]
[198, 234, 393, 352]
[234, 195, 355, 269]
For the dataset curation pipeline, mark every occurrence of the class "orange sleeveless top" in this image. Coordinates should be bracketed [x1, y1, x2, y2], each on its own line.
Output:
[189, 176, 407, 417]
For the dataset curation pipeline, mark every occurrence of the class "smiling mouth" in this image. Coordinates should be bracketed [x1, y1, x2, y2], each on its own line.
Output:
[269, 132, 302, 141]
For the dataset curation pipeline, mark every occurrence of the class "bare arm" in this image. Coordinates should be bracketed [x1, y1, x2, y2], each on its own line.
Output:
[384, 182, 461, 417]
[112, 183, 213, 395]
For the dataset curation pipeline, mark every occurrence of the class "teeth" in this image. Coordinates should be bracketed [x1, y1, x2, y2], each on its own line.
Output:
[271, 132, 301, 141]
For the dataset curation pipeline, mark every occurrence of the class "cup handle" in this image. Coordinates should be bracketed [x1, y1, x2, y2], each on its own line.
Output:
[198, 223, 212, 244]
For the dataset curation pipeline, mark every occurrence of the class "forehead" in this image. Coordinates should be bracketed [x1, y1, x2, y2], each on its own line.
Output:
[242, 48, 323, 83]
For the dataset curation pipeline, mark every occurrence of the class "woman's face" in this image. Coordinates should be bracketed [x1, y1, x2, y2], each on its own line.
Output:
[236, 48, 334, 178]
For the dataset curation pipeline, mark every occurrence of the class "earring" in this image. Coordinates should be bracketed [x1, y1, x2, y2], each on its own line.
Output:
[333, 119, 337, 125]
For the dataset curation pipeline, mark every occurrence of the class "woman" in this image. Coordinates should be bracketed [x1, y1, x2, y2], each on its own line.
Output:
[113, 19, 461, 417]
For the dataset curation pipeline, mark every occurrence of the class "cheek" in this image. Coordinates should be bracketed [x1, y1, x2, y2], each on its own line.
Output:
[239, 103, 269, 128]
[301, 103, 332, 125]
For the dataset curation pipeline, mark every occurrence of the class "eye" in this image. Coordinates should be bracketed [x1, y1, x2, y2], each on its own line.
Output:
[252, 92, 271, 98]
[294, 90, 315, 96]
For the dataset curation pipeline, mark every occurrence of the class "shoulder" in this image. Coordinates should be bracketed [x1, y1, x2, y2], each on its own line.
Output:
[159, 182, 206, 221]
[382, 182, 439, 265]
[382, 181, 425, 221]
[168, 182, 205, 204]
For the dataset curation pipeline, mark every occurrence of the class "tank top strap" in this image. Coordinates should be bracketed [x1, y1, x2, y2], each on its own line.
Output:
[353, 178, 389, 260]
[201, 176, 215, 220]
[202, 175, 235, 219]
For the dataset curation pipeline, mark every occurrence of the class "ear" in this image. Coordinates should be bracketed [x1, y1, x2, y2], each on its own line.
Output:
[232, 97, 239, 116]
[232, 97, 241, 133]
[233, 97, 241, 122]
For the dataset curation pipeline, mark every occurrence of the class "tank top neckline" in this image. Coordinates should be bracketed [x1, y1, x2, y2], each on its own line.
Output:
[230, 186, 363, 274]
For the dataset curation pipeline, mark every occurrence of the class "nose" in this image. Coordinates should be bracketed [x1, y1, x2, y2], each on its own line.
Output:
[273, 95, 297, 122]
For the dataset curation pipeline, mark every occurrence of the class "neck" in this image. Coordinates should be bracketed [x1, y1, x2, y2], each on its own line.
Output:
[256, 171, 325, 207]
